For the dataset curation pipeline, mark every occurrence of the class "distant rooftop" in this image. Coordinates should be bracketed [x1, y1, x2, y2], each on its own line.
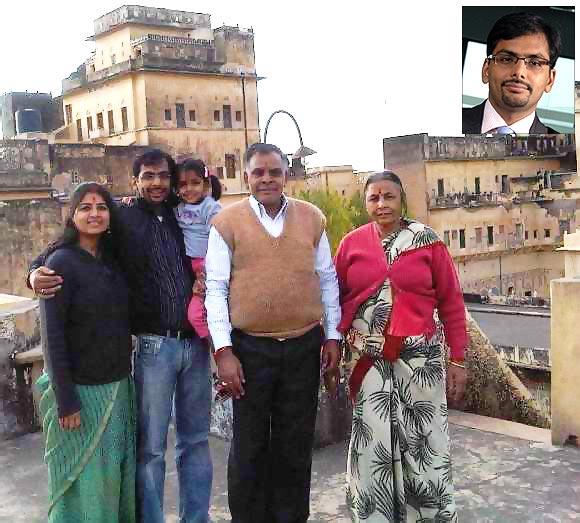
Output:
[469, 305, 550, 350]
[0, 294, 35, 316]
[91, 5, 211, 39]
[384, 133, 576, 163]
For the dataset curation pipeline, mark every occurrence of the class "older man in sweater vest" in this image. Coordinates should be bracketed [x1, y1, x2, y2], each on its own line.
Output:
[205, 143, 341, 523]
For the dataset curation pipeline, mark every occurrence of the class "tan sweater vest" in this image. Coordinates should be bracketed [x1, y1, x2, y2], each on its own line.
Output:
[212, 197, 326, 338]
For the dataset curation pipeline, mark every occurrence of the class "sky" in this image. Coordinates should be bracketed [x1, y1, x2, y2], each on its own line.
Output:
[0, 0, 577, 171]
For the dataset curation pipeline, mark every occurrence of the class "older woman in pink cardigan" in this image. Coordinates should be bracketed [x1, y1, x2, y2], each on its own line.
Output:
[335, 171, 467, 523]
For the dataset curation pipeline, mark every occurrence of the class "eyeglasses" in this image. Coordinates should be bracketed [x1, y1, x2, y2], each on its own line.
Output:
[487, 53, 551, 71]
[139, 172, 171, 182]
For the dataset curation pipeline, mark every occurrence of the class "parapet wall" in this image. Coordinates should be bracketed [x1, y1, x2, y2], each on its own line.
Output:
[94, 6, 210, 36]
[464, 313, 550, 428]
[0, 140, 50, 174]
[0, 300, 40, 439]
[0, 199, 63, 297]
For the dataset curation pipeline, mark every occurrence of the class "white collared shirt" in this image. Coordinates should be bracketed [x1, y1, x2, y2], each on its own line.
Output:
[205, 195, 342, 349]
[481, 99, 536, 134]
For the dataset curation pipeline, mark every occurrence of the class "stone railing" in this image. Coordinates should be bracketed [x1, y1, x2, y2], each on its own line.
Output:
[86, 60, 134, 83]
[131, 34, 213, 47]
[430, 192, 502, 209]
[512, 193, 553, 204]
[66, 54, 251, 92]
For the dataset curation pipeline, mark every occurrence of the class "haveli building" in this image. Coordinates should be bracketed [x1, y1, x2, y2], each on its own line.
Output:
[384, 133, 578, 299]
[56, 5, 259, 195]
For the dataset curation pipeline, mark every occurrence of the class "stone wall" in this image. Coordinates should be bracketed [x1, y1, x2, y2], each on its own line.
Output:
[51, 143, 148, 197]
[0, 200, 63, 297]
[464, 313, 550, 428]
[0, 304, 40, 439]
[0, 306, 552, 440]
[0, 170, 49, 190]
[0, 140, 50, 174]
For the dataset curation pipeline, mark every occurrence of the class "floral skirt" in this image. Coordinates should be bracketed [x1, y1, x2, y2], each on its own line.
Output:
[346, 334, 457, 523]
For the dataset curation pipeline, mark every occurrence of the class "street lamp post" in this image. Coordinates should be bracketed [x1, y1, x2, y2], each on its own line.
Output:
[263, 110, 316, 176]
[240, 72, 249, 152]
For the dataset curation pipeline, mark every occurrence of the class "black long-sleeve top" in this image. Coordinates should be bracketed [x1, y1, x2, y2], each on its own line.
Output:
[40, 245, 132, 417]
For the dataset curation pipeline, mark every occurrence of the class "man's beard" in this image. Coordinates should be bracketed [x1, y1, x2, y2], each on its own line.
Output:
[501, 91, 531, 108]
[500, 81, 532, 108]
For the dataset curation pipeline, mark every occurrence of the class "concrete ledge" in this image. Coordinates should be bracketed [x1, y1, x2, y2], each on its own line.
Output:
[0, 294, 36, 316]
[13, 346, 43, 365]
[449, 409, 551, 444]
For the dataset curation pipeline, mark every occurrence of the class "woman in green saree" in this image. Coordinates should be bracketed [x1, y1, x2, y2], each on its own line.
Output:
[36, 182, 135, 522]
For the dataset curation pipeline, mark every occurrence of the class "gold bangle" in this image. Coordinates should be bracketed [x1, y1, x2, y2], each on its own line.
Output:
[449, 360, 465, 369]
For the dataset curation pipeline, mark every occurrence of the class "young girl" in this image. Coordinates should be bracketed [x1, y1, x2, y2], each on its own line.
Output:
[174, 158, 222, 340]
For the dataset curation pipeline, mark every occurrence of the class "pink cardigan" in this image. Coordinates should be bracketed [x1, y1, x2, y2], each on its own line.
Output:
[335, 223, 467, 360]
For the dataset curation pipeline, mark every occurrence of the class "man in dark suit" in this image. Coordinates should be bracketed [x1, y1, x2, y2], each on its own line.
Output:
[463, 12, 561, 135]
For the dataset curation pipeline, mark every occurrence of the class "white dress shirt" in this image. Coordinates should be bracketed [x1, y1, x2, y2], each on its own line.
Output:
[205, 195, 342, 349]
[481, 99, 536, 134]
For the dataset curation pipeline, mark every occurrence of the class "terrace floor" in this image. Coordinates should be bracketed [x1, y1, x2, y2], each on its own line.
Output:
[1, 411, 579, 522]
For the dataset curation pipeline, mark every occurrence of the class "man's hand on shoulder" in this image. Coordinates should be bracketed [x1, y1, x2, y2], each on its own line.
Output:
[120, 196, 137, 207]
[30, 266, 63, 299]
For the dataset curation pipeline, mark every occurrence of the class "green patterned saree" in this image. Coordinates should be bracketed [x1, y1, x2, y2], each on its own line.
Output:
[37, 374, 136, 523]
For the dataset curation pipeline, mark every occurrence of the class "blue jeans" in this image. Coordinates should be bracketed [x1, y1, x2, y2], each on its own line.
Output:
[135, 334, 212, 523]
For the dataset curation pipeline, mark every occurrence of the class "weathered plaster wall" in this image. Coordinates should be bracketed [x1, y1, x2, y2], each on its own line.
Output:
[383, 134, 430, 222]
[425, 157, 562, 197]
[456, 249, 564, 298]
[214, 26, 256, 68]
[143, 71, 259, 194]
[93, 26, 133, 71]
[429, 204, 560, 258]
[51, 143, 148, 196]
[144, 72, 258, 131]
[551, 278, 580, 445]
[0, 140, 50, 174]
[63, 75, 138, 144]
[287, 166, 362, 199]
[0, 200, 63, 297]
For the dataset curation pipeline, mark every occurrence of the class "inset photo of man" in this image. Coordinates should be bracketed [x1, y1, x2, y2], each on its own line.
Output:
[462, 6, 574, 135]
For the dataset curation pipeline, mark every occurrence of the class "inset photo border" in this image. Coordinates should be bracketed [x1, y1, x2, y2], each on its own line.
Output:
[462, 6, 574, 135]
